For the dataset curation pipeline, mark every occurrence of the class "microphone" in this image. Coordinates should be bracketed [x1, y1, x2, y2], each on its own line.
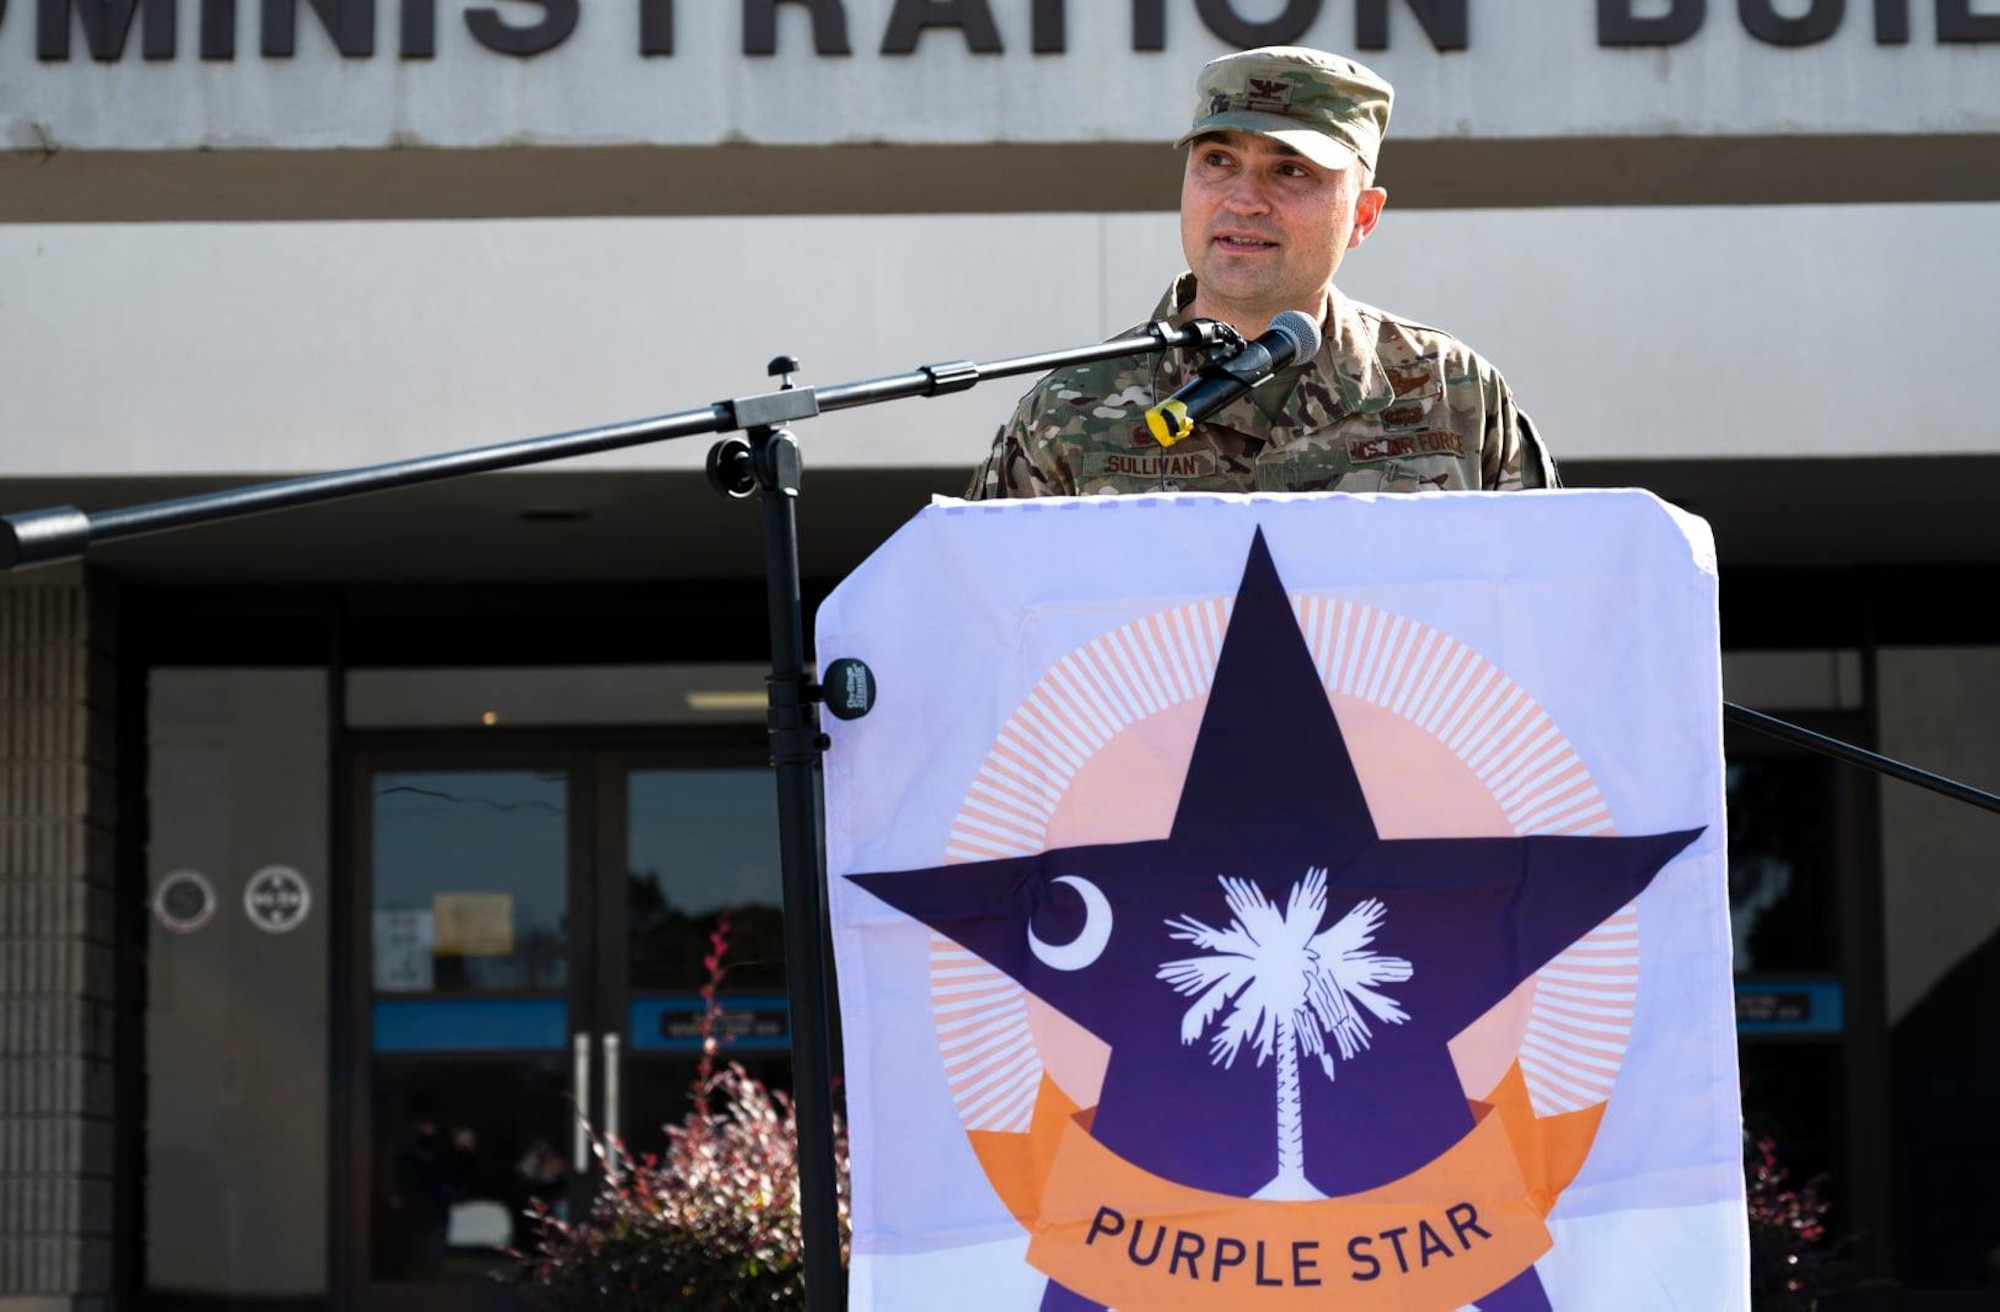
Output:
[1143, 310, 1324, 448]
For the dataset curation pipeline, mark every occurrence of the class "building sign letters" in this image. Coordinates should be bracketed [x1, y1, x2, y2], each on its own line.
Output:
[16, 0, 1997, 65]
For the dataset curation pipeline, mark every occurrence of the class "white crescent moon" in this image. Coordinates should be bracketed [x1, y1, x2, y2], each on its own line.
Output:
[1028, 876, 1112, 972]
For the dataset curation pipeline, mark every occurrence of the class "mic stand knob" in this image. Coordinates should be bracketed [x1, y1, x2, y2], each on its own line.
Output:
[1203, 326, 1250, 367]
[707, 436, 757, 499]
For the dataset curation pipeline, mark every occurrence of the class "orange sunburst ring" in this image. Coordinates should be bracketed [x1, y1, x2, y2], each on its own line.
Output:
[929, 594, 1637, 1163]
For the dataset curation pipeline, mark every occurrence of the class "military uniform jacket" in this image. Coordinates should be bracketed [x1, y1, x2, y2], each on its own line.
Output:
[968, 275, 1557, 499]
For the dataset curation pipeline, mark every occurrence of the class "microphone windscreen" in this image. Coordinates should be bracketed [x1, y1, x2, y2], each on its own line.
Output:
[1267, 309, 1324, 364]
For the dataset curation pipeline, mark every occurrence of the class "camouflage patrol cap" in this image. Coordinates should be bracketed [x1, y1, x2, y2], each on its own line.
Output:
[1176, 46, 1394, 175]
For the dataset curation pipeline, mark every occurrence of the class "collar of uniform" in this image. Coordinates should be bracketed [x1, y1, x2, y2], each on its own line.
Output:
[1320, 287, 1397, 418]
[1151, 274, 1394, 432]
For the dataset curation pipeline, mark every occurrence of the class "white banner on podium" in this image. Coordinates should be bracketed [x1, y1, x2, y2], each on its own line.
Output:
[820, 491, 1745, 1312]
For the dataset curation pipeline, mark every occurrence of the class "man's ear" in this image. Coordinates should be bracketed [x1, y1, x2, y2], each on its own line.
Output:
[1349, 186, 1389, 250]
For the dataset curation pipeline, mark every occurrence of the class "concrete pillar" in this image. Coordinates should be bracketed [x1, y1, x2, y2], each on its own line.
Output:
[0, 568, 120, 1312]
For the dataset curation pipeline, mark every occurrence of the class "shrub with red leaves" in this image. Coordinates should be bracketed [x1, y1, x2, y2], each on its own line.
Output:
[513, 921, 850, 1311]
[1746, 1132, 1846, 1310]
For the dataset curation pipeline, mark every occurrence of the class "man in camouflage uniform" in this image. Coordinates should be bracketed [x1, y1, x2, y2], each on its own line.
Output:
[968, 46, 1556, 499]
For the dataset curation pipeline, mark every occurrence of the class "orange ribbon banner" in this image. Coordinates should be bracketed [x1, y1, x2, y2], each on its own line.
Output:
[970, 1063, 1603, 1311]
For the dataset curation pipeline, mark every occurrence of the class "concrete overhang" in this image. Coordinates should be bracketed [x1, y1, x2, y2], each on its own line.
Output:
[7, 135, 2000, 224]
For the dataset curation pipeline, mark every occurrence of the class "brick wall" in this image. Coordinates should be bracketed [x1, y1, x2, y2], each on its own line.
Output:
[0, 572, 120, 1311]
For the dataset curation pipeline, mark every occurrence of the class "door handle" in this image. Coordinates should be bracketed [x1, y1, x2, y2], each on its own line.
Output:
[571, 1031, 592, 1174]
[603, 1032, 622, 1179]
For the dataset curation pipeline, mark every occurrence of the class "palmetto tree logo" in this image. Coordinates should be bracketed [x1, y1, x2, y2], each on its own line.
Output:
[1158, 866, 1414, 1201]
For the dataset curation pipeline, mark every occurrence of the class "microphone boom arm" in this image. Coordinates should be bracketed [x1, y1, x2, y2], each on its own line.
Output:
[1, 318, 1234, 570]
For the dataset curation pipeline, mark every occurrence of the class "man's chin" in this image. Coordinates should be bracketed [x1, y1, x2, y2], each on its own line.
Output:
[1195, 266, 1271, 296]
[1191, 277, 1288, 322]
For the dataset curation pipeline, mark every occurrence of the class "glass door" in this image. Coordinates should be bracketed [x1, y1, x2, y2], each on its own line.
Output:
[599, 753, 791, 1159]
[351, 756, 593, 1311]
[1726, 713, 1889, 1266]
[345, 738, 791, 1310]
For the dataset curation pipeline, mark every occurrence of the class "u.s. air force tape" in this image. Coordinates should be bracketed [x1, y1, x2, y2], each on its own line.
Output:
[1144, 399, 1193, 448]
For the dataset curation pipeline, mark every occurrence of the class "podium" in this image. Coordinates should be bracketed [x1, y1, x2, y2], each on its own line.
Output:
[818, 491, 1748, 1312]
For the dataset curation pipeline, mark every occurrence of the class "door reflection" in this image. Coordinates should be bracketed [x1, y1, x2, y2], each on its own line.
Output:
[367, 769, 573, 1282]
[372, 771, 570, 993]
[371, 1060, 568, 1280]
[623, 768, 790, 1154]
[627, 769, 786, 993]
[1727, 752, 1850, 1236]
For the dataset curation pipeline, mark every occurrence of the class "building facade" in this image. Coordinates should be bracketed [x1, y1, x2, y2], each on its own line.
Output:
[2, 2, 1998, 1307]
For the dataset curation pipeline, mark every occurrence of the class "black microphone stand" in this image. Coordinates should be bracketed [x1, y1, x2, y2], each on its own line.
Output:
[1, 317, 1235, 1312]
[6, 320, 1996, 1312]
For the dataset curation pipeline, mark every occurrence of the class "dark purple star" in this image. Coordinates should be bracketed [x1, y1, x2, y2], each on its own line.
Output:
[850, 530, 1701, 1312]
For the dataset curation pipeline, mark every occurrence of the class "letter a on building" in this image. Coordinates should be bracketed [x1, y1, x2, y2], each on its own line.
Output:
[820, 491, 1749, 1310]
